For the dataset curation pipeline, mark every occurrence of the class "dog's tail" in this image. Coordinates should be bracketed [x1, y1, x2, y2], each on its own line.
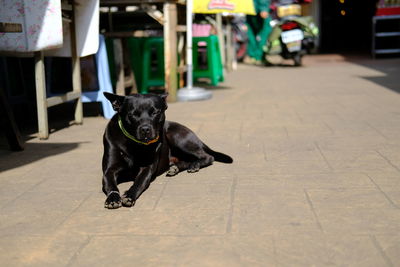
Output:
[203, 145, 233, 164]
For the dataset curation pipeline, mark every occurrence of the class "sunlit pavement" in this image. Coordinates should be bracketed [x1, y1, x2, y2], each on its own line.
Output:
[1, 54, 400, 266]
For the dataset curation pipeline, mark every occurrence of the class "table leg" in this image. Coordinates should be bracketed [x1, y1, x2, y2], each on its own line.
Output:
[34, 51, 49, 140]
[163, 2, 178, 102]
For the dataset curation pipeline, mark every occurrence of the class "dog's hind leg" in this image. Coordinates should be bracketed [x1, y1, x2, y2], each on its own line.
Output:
[187, 153, 214, 172]
[167, 152, 214, 176]
[166, 164, 180, 176]
[165, 121, 217, 176]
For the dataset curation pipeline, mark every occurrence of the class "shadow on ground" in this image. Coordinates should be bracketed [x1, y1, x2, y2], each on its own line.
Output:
[0, 142, 83, 173]
[0, 102, 105, 152]
[193, 83, 233, 91]
[345, 55, 400, 94]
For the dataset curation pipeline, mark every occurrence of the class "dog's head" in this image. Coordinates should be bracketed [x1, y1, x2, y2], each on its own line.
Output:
[104, 92, 168, 143]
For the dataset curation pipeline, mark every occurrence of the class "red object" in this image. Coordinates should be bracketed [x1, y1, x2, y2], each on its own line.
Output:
[281, 22, 299, 30]
[376, 7, 400, 16]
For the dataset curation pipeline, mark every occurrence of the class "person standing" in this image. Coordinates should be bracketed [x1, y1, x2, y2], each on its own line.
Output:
[245, 0, 272, 65]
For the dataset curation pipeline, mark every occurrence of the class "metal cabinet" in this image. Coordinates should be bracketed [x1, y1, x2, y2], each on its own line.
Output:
[372, 14, 400, 58]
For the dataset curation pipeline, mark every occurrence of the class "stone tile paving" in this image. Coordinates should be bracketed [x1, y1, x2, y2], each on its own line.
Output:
[1, 54, 400, 266]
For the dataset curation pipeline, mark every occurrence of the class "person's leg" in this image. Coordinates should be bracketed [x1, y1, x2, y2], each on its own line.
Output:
[246, 15, 259, 60]
[254, 17, 272, 61]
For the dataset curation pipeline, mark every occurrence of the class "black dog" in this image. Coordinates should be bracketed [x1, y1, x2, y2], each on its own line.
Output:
[102, 92, 233, 209]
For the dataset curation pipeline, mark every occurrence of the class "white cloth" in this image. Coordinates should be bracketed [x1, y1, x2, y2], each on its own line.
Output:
[45, 0, 99, 57]
[0, 0, 63, 52]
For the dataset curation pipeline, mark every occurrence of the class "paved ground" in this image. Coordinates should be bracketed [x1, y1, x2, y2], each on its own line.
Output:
[1, 54, 400, 266]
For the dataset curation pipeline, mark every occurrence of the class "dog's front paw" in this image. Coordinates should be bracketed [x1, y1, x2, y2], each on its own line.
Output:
[104, 191, 122, 209]
[122, 193, 136, 207]
[166, 164, 179, 176]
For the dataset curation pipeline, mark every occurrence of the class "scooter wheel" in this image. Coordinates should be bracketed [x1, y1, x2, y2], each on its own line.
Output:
[293, 54, 302, 66]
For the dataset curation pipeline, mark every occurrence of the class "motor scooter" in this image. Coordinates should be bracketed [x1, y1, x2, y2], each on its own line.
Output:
[264, 0, 318, 66]
[232, 15, 248, 62]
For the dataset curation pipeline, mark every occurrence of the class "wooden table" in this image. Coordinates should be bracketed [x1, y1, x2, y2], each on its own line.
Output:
[1, 1, 84, 140]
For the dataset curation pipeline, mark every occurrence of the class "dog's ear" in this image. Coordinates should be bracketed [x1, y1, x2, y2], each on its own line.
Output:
[104, 92, 125, 112]
[160, 93, 168, 110]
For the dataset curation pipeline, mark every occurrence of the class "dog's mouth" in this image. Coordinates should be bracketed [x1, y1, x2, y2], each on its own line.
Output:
[137, 125, 158, 142]
[135, 134, 159, 145]
[141, 136, 155, 142]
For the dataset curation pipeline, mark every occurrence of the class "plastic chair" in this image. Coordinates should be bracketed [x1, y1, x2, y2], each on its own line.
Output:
[80, 34, 115, 119]
[192, 35, 224, 86]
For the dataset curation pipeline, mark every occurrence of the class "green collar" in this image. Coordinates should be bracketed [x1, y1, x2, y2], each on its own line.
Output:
[118, 116, 159, 145]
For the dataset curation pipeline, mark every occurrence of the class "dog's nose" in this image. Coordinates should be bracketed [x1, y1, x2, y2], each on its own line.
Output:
[140, 125, 151, 136]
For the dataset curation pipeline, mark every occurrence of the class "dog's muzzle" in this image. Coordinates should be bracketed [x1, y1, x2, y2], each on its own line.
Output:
[137, 124, 156, 141]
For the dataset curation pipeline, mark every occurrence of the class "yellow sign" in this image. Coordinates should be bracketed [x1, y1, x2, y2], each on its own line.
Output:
[193, 0, 256, 15]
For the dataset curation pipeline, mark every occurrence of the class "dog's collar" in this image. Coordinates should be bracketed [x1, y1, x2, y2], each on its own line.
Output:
[118, 116, 159, 145]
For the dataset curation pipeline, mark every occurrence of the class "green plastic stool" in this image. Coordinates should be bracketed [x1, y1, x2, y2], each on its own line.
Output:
[127, 37, 145, 93]
[192, 35, 224, 86]
[127, 37, 181, 94]
[140, 37, 165, 94]
[105, 38, 116, 88]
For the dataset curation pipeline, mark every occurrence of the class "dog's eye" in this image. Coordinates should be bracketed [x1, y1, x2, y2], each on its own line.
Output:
[131, 110, 141, 117]
[151, 110, 160, 117]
